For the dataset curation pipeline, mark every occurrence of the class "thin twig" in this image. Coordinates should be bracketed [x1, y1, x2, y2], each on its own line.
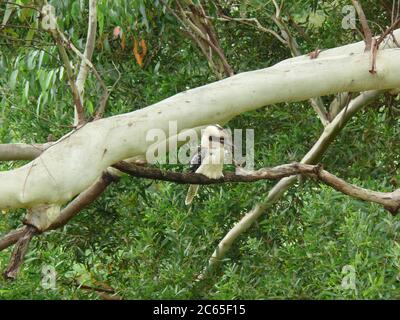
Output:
[94, 62, 121, 120]
[376, 17, 400, 47]
[203, 13, 287, 45]
[163, 0, 233, 78]
[352, 0, 373, 51]
[74, 0, 97, 125]
[1, 1, 41, 13]
[51, 30, 86, 126]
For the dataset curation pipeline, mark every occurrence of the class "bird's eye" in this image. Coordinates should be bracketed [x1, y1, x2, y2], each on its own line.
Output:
[208, 136, 213, 141]
[220, 137, 224, 144]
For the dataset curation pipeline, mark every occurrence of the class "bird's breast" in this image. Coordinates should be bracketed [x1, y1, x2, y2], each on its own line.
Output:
[195, 147, 224, 179]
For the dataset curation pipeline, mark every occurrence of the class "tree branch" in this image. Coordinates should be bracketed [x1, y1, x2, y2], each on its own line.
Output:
[41, 2, 103, 126]
[376, 17, 400, 47]
[0, 143, 51, 161]
[269, 12, 330, 126]
[213, 14, 287, 45]
[352, 0, 373, 51]
[0, 228, 26, 251]
[94, 62, 121, 120]
[0, 170, 120, 279]
[113, 159, 400, 213]
[51, 29, 86, 127]
[163, 0, 233, 78]
[74, 0, 97, 125]
[47, 170, 119, 231]
[1, 47, 400, 210]
[3, 225, 37, 280]
[211, 4, 330, 126]
[58, 30, 111, 120]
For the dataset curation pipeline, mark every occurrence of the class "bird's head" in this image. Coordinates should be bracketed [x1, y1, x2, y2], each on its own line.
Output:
[201, 124, 231, 149]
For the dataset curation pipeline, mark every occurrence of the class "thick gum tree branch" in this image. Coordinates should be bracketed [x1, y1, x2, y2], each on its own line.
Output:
[275, 29, 400, 67]
[1, 45, 400, 209]
[3, 150, 399, 256]
[0, 170, 120, 280]
[269, 10, 329, 126]
[212, 3, 330, 125]
[46, 170, 119, 231]
[0, 171, 117, 239]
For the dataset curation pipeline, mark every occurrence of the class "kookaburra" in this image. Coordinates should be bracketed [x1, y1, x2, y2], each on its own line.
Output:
[185, 124, 231, 205]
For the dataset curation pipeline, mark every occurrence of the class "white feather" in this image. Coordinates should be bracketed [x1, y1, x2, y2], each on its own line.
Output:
[185, 125, 226, 205]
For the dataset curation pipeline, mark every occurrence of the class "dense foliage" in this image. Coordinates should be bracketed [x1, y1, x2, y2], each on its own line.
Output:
[0, 0, 399, 299]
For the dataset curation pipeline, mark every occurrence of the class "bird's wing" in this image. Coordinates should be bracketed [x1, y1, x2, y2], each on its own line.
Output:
[189, 145, 205, 172]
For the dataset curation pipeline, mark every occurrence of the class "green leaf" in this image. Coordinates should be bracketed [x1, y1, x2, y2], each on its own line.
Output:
[71, 1, 80, 22]
[308, 10, 326, 28]
[36, 92, 42, 115]
[23, 81, 29, 101]
[139, 1, 150, 32]
[38, 51, 45, 69]
[9, 70, 18, 90]
[97, 7, 105, 35]
[58, 66, 64, 81]
[38, 70, 46, 91]
[26, 51, 38, 70]
[86, 100, 94, 114]
[2, 2, 14, 26]
[208, 2, 218, 19]
[18, 8, 32, 22]
[45, 70, 55, 91]
[25, 28, 36, 44]
[154, 61, 160, 74]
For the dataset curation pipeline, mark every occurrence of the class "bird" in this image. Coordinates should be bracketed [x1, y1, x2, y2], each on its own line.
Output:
[185, 124, 231, 205]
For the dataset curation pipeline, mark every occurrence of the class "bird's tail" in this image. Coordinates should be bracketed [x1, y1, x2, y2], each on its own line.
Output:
[185, 185, 199, 205]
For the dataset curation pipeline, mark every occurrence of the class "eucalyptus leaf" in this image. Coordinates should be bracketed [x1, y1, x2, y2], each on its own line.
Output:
[9, 70, 18, 90]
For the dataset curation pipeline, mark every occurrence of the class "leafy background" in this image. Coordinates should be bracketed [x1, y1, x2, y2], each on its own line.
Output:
[0, 0, 399, 299]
